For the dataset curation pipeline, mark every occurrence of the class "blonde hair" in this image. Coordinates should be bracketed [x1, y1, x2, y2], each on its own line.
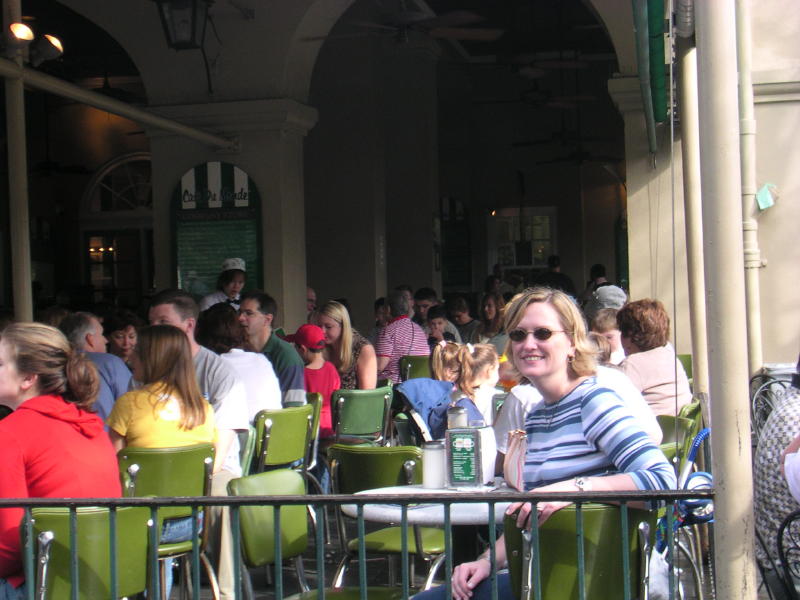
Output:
[587, 332, 612, 365]
[454, 343, 499, 400]
[502, 287, 597, 381]
[135, 325, 206, 430]
[315, 300, 355, 373]
[1, 322, 98, 410]
[590, 308, 619, 333]
[431, 341, 462, 381]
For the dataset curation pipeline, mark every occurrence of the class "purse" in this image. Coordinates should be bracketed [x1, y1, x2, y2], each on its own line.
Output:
[503, 429, 527, 491]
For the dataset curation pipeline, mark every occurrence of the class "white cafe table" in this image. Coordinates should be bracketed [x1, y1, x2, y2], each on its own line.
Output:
[340, 484, 514, 526]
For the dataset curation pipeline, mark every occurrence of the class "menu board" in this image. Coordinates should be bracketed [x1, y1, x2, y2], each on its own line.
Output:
[172, 161, 262, 294]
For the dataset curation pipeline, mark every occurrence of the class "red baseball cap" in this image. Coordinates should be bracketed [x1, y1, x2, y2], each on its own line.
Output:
[283, 324, 326, 350]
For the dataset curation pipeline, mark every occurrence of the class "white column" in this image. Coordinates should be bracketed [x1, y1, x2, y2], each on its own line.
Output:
[695, 2, 757, 598]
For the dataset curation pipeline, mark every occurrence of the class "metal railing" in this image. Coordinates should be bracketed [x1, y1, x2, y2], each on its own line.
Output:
[2, 488, 714, 600]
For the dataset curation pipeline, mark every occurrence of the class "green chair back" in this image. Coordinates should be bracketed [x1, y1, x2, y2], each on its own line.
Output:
[327, 444, 422, 494]
[505, 504, 649, 600]
[117, 444, 214, 524]
[399, 355, 431, 381]
[28, 506, 151, 600]
[227, 469, 308, 567]
[331, 386, 392, 445]
[238, 424, 257, 476]
[677, 354, 693, 380]
[656, 415, 694, 466]
[253, 404, 314, 470]
[393, 413, 415, 446]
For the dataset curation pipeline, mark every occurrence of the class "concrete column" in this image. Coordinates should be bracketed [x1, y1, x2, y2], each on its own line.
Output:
[695, 1, 758, 598]
[608, 77, 692, 354]
[383, 40, 441, 293]
[3, 0, 33, 320]
[147, 98, 318, 330]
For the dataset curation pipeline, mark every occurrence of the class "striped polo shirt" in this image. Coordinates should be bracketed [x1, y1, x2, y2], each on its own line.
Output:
[523, 377, 675, 491]
[376, 315, 430, 384]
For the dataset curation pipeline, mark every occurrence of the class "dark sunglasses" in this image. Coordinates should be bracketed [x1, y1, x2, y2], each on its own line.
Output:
[508, 327, 565, 342]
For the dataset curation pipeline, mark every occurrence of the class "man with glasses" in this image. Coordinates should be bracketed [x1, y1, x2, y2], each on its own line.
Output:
[238, 290, 306, 406]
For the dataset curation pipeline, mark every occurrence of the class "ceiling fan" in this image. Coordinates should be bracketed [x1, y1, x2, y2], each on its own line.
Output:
[306, 1, 504, 44]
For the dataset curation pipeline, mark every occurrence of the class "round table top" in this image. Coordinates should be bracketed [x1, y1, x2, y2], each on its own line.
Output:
[340, 484, 514, 526]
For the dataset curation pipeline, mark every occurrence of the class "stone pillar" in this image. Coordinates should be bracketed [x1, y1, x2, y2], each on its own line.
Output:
[147, 98, 317, 331]
[608, 76, 692, 354]
[383, 40, 441, 294]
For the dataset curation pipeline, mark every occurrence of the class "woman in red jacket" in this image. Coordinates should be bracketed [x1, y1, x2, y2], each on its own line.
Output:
[0, 323, 121, 599]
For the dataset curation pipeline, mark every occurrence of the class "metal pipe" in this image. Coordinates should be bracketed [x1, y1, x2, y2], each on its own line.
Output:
[736, 0, 764, 377]
[631, 0, 658, 154]
[3, 0, 33, 320]
[695, 2, 757, 599]
[674, 0, 694, 38]
[0, 57, 237, 151]
[675, 39, 710, 406]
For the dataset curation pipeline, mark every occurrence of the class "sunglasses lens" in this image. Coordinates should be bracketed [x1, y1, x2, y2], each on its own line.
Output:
[509, 329, 527, 342]
[533, 328, 553, 341]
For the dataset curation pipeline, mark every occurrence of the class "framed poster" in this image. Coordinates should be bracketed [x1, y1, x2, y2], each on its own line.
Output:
[172, 162, 262, 296]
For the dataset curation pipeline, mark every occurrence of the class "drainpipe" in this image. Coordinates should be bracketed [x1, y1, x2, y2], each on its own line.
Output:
[695, 1, 757, 599]
[3, 0, 32, 320]
[675, 38, 710, 409]
[735, 0, 764, 376]
[631, 0, 658, 154]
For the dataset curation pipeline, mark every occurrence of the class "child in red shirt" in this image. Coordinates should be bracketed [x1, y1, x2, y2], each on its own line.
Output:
[286, 324, 341, 438]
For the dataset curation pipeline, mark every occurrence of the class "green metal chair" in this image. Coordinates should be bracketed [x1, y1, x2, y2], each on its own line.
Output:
[227, 469, 310, 600]
[117, 443, 218, 598]
[331, 385, 393, 446]
[26, 506, 151, 600]
[399, 355, 431, 381]
[327, 444, 446, 590]
[657, 414, 695, 469]
[677, 354, 693, 380]
[504, 503, 650, 600]
[238, 424, 257, 476]
[253, 404, 314, 476]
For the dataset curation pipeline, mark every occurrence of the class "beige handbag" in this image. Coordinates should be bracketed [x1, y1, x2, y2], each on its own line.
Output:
[503, 429, 527, 491]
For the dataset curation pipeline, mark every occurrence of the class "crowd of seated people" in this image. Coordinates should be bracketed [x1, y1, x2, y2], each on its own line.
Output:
[0, 260, 701, 598]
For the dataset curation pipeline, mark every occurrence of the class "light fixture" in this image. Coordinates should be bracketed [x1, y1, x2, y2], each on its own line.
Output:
[30, 34, 63, 67]
[154, 0, 212, 50]
[2, 22, 33, 58]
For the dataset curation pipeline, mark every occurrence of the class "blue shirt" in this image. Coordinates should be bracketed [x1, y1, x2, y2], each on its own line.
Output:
[523, 377, 675, 492]
[86, 352, 132, 422]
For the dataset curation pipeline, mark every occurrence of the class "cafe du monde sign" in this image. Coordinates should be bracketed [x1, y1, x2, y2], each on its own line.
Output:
[172, 161, 262, 294]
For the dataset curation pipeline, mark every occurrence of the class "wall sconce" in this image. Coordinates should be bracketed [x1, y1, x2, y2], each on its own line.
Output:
[2, 22, 63, 66]
[154, 0, 212, 50]
[2, 22, 33, 58]
[30, 34, 63, 67]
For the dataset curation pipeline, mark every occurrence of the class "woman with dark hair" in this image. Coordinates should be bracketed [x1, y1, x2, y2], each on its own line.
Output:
[0, 323, 121, 597]
[199, 258, 247, 312]
[471, 292, 508, 355]
[196, 303, 281, 419]
[616, 298, 692, 416]
[415, 288, 674, 600]
[103, 309, 143, 368]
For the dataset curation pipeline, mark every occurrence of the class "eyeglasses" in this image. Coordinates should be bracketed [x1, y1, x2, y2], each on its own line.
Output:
[508, 327, 566, 342]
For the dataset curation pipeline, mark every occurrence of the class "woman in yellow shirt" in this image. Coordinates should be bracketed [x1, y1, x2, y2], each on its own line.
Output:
[108, 324, 216, 452]
[107, 324, 217, 596]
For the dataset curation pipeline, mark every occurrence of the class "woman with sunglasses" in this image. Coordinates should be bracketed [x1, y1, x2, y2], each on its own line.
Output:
[415, 288, 674, 600]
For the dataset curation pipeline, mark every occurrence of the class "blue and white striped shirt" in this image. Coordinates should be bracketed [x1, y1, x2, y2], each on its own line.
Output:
[523, 377, 675, 491]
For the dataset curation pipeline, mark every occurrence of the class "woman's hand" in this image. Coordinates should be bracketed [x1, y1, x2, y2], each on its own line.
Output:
[506, 500, 571, 528]
[450, 558, 491, 599]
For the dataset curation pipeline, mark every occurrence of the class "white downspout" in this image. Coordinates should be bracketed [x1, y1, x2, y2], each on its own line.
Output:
[735, 0, 765, 376]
